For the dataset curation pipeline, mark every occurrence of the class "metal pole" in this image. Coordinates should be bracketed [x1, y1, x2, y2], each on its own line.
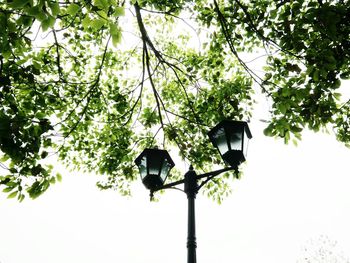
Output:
[184, 166, 198, 263]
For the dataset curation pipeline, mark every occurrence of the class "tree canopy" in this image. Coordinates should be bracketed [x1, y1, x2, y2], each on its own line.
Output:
[1, 0, 350, 201]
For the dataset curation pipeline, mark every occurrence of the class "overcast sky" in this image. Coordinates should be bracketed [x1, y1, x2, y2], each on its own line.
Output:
[1, 117, 350, 263]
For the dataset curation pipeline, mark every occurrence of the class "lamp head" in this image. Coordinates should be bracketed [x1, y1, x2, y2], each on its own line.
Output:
[208, 120, 252, 168]
[135, 148, 175, 190]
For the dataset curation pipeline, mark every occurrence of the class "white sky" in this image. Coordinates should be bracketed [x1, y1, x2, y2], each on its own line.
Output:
[1, 117, 350, 263]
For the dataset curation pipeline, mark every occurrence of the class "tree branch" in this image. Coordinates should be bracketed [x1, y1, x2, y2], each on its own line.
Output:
[52, 29, 63, 80]
[213, 0, 271, 95]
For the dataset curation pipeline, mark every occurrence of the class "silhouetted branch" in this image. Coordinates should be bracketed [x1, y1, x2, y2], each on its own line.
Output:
[213, 0, 272, 96]
[52, 30, 63, 80]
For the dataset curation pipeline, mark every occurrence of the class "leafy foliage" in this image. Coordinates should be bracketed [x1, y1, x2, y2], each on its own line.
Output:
[0, 0, 349, 201]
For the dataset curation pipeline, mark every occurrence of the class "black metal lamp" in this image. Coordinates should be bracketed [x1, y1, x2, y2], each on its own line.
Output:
[134, 148, 175, 190]
[208, 120, 252, 168]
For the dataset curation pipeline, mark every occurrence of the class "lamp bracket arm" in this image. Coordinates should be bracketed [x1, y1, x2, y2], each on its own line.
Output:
[152, 178, 186, 193]
[196, 166, 237, 180]
[197, 174, 216, 190]
[196, 166, 237, 190]
[150, 166, 237, 194]
[149, 186, 185, 201]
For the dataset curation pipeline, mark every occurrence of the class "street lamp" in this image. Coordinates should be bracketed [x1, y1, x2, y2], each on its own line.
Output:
[134, 120, 252, 263]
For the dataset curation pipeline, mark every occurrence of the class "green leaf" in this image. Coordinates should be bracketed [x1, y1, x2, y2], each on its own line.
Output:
[114, 7, 125, 17]
[91, 18, 106, 30]
[263, 127, 272, 136]
[270, 9, 277, 19]
[27, 181, 42, 199]
[340, 72, 350, 80]
[67, 3, 80, 16]
[3, 187, 14, 193]
[56, 173, 62, 182]
[333, 79, 341, 89]
[35, 10, 48, 22]
[9, 168, 17, 173]
[94, 0, 109, 10]
[25, 6, 40, 17]
[112, 31, 122, 46]
[109, 22, 119, 35]
[41, 16, 56, 31]
[110, 22, 122, 46]
[18, 194, 25, 202]
[50, 177, 56, 184]
[284, 131, 290, 144]
[0, 155, 9, 162]
[8, 0, 29, 9]
[49, 2, 60, 17]
[333, 93, 342, 100]
[292, 139, 298, 146]
[41, 151, 49, 159]
[278, 103, 287, 114]
[282, 88, 290, 97]
[264, 73, 272, 81]
[35, 112, 46, 119]
[82, 16, 91, 29]
[97, 10, 108, 20]
[7, 191, 18, 199]
[110, 0, 118, 7]
[7, 21, 16, 32]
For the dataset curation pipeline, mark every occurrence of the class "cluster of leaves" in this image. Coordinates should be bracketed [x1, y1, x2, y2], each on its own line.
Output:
[1, 0, 132, 200]
[1, 0, 350, 201]
[260, 1, 350, 144]
[194, 0, 350, 145]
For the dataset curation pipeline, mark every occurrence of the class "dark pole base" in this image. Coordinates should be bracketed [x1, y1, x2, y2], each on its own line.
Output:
[187, 195, 197, 263]
[185, 166, 198, 263]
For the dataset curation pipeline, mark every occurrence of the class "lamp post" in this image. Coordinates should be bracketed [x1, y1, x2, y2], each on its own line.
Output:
[134, 120, 252, 263]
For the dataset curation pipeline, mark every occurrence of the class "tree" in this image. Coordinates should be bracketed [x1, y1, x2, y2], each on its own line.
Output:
[297, 235, 350, 263]
[0, 0, 349, 201]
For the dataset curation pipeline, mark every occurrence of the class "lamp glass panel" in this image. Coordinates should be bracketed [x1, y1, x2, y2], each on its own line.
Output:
[160, 159, 172, 181]
[213, 127, 229, 155]
[229, 131, 243, 151]
[149, 162, 160, 176]
[243, 128, 249, 157]
[139, 156, 148, 180]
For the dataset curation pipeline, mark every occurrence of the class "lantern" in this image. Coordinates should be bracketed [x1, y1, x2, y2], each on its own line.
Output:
[134, 148, 175, 190]
[208, 120, 252, 168]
